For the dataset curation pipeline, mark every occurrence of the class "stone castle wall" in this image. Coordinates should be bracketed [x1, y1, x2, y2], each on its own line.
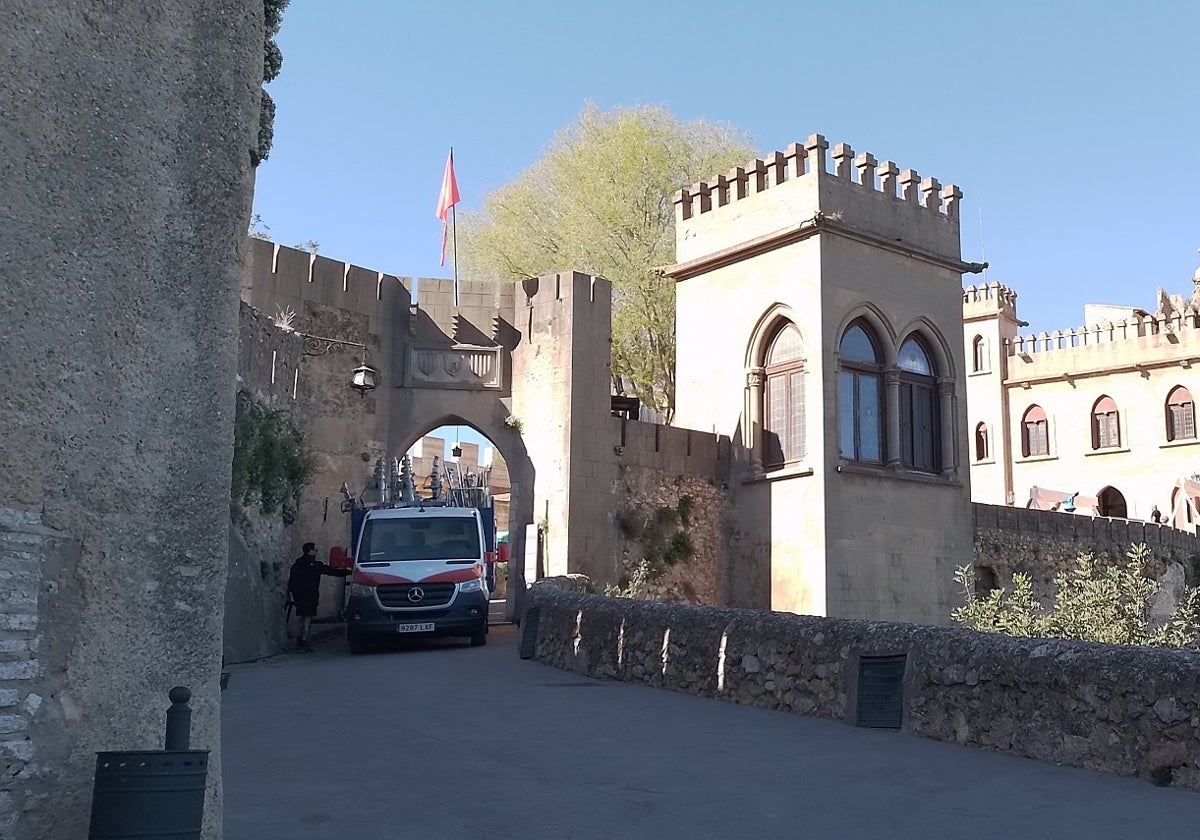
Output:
[972, 502, 1200, 609]
[527, 583, 1200, 790]
[609, 421, 732, 604]
[974, 502, 1200, 570]
[224, 304, 308, 665]
[0, 3, 262, 836]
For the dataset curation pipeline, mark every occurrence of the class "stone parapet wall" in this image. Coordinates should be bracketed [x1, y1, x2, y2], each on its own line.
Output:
[525, 584, 1200, 790]
[614, 419, 730, 479]
[974, 503, 1200, 560]
[243, 238, 518, 341]
[973, 503, 1200, 604]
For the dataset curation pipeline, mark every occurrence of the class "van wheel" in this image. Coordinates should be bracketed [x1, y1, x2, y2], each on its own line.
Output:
[470, 626, 487, 647]
[348, 632, 369, 655]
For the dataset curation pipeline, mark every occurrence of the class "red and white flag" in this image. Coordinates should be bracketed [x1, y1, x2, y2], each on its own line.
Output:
[436, 149, 460, 268]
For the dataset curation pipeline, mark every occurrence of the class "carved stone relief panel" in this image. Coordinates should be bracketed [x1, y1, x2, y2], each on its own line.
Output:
[405, 344, 503, 390]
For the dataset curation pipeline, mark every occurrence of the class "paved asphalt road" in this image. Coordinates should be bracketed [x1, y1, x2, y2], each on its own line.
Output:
[223, 625, 1200, 839]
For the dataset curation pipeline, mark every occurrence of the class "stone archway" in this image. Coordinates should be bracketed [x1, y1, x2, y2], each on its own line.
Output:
[240, 246, 610, 622]
[394, 411, 535, 622]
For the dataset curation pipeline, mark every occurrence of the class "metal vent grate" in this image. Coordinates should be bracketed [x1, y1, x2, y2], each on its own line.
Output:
[856, 654, 906, 729]
[518, 608, 541, 660]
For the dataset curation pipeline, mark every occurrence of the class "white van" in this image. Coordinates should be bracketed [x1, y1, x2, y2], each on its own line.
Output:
[344, 505, 489, 653]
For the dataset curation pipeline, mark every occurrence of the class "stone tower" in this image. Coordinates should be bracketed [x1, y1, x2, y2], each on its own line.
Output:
[666, 135, 983, 624]
[962, 282, 1022, 504]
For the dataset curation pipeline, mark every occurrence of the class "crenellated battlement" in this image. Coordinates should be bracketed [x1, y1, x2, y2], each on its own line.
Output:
[612, 417, 731, 480]
[518, 270, 611, 308]
[671, 133, 966, 269]
[963, 281, 1019, 320]
[1002, 307, 1200, 383]
[242, 238, 527, 342]
[673, 133, 962, 224]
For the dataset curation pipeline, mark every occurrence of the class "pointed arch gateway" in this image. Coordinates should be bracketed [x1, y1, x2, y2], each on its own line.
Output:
[393, 411, 536, 621]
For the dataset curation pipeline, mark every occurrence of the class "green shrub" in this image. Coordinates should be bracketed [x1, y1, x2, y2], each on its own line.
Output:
[610, 500, 698, 596]
[676, 495, 693, 524]
[952, 544, 1200, 648]
[231, 390, 314, 524]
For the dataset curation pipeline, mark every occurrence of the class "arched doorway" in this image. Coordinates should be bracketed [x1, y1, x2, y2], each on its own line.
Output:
[393, 413, 536, 623]
[1096, 486, 1127, 519]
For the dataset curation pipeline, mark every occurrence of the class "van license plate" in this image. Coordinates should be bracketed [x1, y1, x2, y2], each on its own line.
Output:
[396, 622, 435, 633]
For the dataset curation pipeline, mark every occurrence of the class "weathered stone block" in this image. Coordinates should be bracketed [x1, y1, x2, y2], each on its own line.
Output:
[0, 662, 38, 681]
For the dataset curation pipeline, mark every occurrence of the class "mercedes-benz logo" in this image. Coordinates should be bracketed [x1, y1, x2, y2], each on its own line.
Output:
[407, 587, 424, 603]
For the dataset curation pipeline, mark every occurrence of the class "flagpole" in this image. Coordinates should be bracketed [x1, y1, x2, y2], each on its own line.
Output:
[450, 148, 459, 308]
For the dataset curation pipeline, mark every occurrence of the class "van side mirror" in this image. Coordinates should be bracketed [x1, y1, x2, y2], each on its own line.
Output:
[329, 546, 354, 570]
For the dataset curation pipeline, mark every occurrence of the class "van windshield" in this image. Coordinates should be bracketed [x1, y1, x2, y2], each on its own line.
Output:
[361, 516, 480, 562]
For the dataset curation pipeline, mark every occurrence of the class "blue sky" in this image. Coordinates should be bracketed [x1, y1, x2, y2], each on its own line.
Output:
[254, 1, 1199, 451]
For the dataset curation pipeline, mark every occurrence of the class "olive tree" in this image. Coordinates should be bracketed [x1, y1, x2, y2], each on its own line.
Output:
[953, 544, 1200, 647]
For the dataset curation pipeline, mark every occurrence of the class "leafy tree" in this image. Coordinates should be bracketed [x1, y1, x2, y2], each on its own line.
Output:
[253, 0, 291, 166]
[953, 544, 1200, 647]
[459, 104, 754, 422]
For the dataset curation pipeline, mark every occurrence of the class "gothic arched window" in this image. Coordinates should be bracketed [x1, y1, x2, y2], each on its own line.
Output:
[974, 422, 989, 462]
[1022, 405, 1049, 457]
[898, 337, 939, 472]
[1166, 386, 1195, 442]
[1091, 395, 1120, 450]
[838, 322, 883, 463]
[971, 335, 986, 372]
[762, 324, 805, 468]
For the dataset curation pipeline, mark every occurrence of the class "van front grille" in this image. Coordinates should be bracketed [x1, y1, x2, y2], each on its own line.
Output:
[376, 583, 455, 608]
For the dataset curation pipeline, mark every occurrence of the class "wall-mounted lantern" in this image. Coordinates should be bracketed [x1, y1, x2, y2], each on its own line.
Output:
[350, 363, 378, 395]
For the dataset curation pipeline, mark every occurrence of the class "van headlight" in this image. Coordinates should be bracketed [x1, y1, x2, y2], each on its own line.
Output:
[348, 583, 376, 598]
[458, 579, 484, 593]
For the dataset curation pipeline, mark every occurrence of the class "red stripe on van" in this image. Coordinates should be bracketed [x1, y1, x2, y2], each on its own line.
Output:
[351, 565, 483, 586]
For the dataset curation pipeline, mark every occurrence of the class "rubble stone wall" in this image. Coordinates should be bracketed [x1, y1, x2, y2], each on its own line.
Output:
[610, 468, 731, 604]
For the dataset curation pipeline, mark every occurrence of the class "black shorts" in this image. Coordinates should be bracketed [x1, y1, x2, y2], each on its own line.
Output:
[294, 603, 318, 618]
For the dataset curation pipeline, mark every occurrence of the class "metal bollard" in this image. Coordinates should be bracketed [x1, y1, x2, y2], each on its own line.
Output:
[164, 686, 191, 750]
[88, 686, 209, 840]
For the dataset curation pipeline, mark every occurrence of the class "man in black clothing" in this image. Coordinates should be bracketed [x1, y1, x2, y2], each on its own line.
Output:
[287, 542, 350, 652]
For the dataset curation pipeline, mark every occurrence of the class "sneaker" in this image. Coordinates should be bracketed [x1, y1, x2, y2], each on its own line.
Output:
[298, 641, 313, 653]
